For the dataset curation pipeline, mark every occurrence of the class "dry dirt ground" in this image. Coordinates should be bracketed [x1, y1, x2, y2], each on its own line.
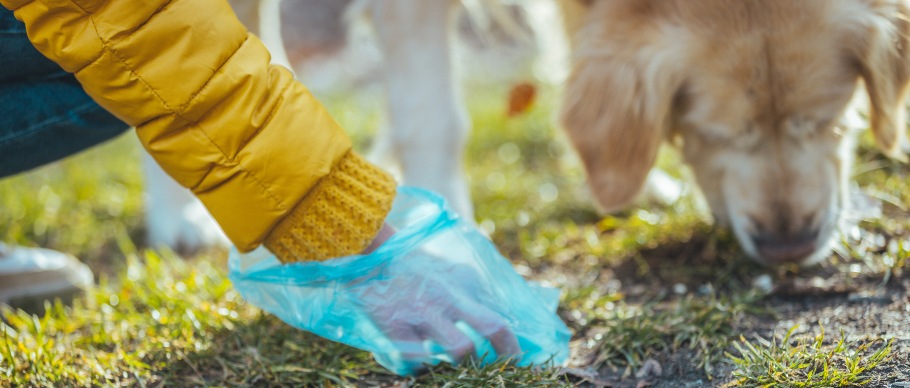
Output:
[547, 232, 910, 387]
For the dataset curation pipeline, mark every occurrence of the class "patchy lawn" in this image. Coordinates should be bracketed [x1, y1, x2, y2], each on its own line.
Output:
[1, 87, 908, 387]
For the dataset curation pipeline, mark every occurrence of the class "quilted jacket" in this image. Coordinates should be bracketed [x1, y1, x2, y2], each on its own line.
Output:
[2, 0, 397, 261]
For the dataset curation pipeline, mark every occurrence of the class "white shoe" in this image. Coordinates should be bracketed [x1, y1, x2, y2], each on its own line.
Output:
[0, 243, 93, 313]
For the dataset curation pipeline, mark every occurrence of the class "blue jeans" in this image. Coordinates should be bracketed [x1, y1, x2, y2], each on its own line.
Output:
[0, 8, 128, 178]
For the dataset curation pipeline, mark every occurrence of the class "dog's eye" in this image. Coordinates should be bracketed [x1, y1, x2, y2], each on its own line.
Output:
[731, 122, 760, 149]
[695, 123, 760, 149]
[784, 116, 816, 138]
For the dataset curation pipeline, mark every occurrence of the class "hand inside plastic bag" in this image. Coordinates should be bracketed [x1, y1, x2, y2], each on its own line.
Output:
[229, 187, 570, 375]
[350, 244, 523, 371]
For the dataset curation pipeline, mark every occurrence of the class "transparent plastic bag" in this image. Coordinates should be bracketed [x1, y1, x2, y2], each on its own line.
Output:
[228, 187, 571, 375]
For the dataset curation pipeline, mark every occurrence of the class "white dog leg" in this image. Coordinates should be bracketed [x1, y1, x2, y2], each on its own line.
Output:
[229, 0, 293, 70]
[369, 0, 475, 220]
[256, 0, 293, 70]
[143, 154, 228, 251]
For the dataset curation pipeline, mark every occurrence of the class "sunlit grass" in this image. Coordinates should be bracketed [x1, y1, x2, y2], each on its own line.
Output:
[726, 325, 893, 387]
[0, 249, 570, 386]
[0, 247, 383, 386]
[0, 135, 144, 272]
[1, 249, 251, 386]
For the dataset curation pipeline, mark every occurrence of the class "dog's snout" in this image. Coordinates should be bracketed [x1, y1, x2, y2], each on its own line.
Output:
[751, 229, 820, 264]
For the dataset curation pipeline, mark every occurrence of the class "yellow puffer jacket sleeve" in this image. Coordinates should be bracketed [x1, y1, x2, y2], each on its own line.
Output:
[2, 0, 397, 261]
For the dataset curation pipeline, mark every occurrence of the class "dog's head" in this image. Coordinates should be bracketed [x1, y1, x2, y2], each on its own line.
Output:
[560, 0, 910, 265]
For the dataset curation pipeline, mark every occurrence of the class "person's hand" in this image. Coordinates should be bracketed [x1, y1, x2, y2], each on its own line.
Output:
[347, 245, 522, 371]
[362, 223, 396, 254]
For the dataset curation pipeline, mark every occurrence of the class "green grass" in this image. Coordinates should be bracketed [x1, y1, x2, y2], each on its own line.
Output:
[1, 86, 907, 386]
[1, 250, 254, 386]
[576, 290, 766, 378]
[726, 325, 893, 387]
[0, 136, 145, 272]
[0, 248, 568, 387]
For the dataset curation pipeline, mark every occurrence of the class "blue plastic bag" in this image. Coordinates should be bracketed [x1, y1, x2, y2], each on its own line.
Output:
[228, 187, 570, 375]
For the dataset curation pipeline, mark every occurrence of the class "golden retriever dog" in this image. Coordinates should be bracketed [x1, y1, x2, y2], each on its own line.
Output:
[560, 0, 909, 265]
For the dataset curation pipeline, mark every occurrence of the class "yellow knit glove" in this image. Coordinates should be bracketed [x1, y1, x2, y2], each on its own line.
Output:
[264, 152, 397, 262]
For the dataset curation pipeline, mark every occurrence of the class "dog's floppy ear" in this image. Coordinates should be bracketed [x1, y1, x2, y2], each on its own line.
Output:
[851, 0, 910, 161]
[560, 34, 687, 212]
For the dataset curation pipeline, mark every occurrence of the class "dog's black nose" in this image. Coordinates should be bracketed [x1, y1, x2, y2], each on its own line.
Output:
[751, 229, 819, 264]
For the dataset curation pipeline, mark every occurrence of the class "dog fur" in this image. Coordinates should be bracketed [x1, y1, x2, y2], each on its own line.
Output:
[561, 0, 910, 265]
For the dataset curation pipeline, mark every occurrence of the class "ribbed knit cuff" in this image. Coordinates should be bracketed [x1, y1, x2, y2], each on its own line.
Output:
[264, 151, 397, 262]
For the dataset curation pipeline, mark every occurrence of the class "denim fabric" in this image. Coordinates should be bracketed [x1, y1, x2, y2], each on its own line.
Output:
[0, 8, 128, 178]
